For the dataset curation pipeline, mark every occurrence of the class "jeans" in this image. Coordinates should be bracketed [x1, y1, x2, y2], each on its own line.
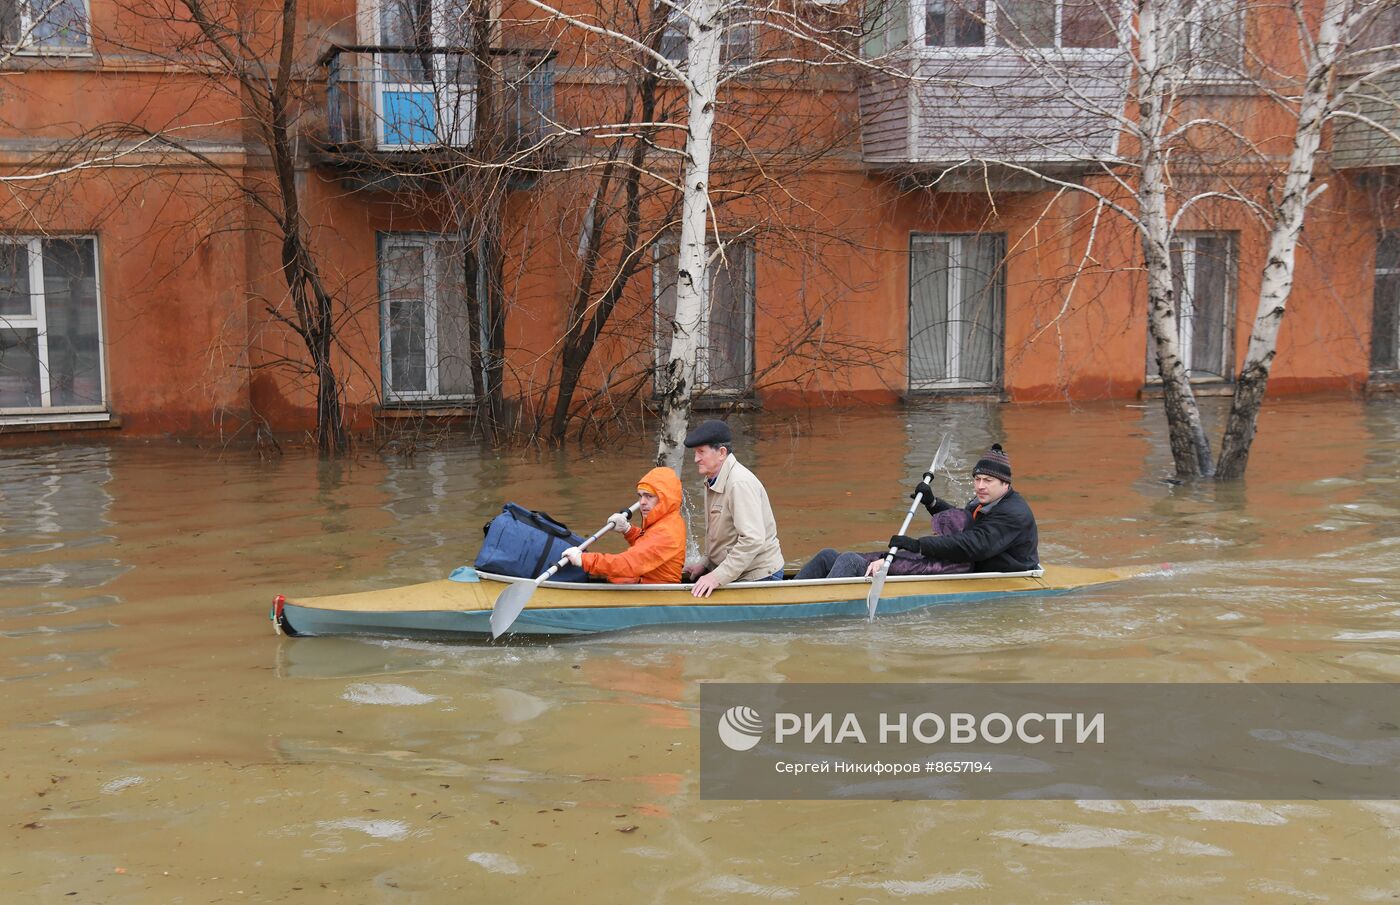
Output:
[794, 548, 870, 580]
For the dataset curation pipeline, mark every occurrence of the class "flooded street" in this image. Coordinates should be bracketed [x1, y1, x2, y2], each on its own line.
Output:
[3, 396, 1399, 903]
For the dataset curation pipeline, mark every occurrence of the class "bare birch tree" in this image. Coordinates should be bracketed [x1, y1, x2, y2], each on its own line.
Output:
[902, 0, 1397, 478]
[508, 0, 906, 467]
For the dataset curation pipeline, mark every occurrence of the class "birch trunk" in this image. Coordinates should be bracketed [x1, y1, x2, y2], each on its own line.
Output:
[655, 0, 722, 472]
[1139, 0, 1213, 477]
[1215, 0, 1348, 479]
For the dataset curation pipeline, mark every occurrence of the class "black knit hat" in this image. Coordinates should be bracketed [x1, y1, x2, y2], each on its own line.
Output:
[973, 443, 1012, 483]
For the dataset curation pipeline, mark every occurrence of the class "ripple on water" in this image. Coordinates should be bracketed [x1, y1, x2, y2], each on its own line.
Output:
[101, 776, 147, 794]
[316, 818, 413, 841]
[992, 825, 1231, 856]
[694, 875, 799, 899]
[466, 852, 524, 875]
[341, 683, 439, 705]
[823, 872, 988, 897]
[1126, 800, 1303, 825]
[0, 594, 121, 620]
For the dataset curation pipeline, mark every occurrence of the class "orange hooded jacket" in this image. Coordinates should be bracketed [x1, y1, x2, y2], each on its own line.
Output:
[581, 466, 686, 584]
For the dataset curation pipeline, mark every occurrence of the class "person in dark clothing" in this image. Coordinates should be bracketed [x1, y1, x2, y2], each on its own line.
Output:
[794, 508, 972, 580]
[881, 443, 1040, 574]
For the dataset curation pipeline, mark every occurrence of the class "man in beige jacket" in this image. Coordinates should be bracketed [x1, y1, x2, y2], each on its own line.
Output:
[681, 420, 785, 598]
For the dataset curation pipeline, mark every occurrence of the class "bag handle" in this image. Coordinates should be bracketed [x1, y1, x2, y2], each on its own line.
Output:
[526, 508, 573, 540]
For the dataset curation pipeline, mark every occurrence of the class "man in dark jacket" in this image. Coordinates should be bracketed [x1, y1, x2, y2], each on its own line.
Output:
[881, 443, 1040, 573]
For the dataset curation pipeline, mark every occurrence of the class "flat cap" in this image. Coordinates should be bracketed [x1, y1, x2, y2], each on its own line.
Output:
[683, 419, 732, 448]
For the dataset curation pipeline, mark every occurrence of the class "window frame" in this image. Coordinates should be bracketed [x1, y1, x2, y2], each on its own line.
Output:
[908, 0, 1124, 55]
[370, 0, 476, 149]
[1371, 230, 1400, 376]
[907, 231, 1006, 392]
[658, 2, 756, 66]
[1169, 0, 1245, 80]
[652, 236, 756, 398]
[0, 234, 108, 418]
[1145, 230, 1237, 383]
[1, 0, 93, 55]
[377, 232, 485, 404]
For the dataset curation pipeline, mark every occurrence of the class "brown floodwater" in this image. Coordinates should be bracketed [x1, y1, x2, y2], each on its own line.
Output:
[2, 396, 1398, 903]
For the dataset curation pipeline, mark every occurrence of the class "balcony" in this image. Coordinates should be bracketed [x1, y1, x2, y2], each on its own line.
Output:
[1333, 9, 1400, 171]
[316, 44, 556, 184]
[1332, 71, 1400, 170]
[858, 0, 1131, 185]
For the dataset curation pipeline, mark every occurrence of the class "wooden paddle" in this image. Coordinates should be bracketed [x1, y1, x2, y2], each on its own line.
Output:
[866, 434, 952, 621]
[490, 502, 641, 639]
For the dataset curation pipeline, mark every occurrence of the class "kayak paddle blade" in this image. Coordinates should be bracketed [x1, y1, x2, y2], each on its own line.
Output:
[490, 581, 535, 639]
[865, 561, 890, 621]
[931, 433, 952, 476]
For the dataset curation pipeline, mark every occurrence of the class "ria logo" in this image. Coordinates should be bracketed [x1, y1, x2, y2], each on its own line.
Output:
[717, 705, 764, 751]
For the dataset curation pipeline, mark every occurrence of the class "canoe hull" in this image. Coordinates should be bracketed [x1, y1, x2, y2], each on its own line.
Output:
[273, 564, 1150, 640]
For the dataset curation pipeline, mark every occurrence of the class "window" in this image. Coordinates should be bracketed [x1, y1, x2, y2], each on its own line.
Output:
[373, 0, 475, 148]
[0, 237, 105, 416]
[919, 0, 1117, 49]
[1373, 231, 1400, 374]
[660, 2, 755, 65]
[1167, 0, 1243, 74]
[1, 0, 90, 52]
[924, 0, 982, 47]
[654, 238, 754, 395]
[1147, 232, 1236, 381]
[1351, 3, 1400, 66]
[865, 0, 910, 56]
[908, 233, 1004, 390]
[378, 234, 485, 402]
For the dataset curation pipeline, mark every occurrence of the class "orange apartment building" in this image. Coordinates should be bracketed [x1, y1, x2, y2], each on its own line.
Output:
[1, 0, 1398, 438]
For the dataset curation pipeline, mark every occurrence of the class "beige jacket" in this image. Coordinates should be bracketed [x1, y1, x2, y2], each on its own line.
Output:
[701, 454, 785, 584]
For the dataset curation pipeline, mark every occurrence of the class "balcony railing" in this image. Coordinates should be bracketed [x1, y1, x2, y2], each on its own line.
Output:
[320, 45, 555, 157]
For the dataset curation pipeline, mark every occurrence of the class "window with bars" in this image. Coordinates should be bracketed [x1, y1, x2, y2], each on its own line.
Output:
[908, 233, 1005, 390]
[1372, 231, 1400, 374]
[0, 237, 105, 416]
[653, 238, 755, 396]
[1146, 232, 1236, 382]
[0, 0, 90, 52]
[378, 234, 486, 402]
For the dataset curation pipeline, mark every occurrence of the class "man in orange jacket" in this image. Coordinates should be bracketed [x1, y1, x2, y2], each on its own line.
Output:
[562, 466, 686, 584]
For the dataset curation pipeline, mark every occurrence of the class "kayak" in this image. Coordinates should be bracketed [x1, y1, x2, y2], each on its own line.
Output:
[271, 563, 1152, 640]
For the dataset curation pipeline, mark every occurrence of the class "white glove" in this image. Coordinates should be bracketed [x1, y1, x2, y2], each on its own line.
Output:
[607, 512, 631, 534]
[562, 546, 583, 567]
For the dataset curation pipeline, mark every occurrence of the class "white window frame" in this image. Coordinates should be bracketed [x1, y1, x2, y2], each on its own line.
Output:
[371, 0, 476, 150]
[910, 0, 1124, 55]
[2, 0, 93, 55]
[908, 232, 1005, 391]
[378, 233, 483, 403]
[1371, 230, 1400, 375]
[652, 237, 756, 397]
[0, 235, 108, 418]
[1146, 231, 1236, 382]
[864, 0, 910, 57]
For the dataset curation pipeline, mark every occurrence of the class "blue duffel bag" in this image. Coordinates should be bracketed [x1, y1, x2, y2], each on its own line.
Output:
[475, 503, 589, 582]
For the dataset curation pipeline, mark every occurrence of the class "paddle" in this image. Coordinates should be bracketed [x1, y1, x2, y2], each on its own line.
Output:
[489, 501, 641, 639]
[866, 434, 952, 621]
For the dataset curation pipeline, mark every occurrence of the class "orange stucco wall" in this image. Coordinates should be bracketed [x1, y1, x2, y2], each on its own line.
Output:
[0, 0, 1391, 438]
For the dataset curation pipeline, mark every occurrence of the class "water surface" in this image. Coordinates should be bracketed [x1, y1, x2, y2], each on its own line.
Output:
[2, 397, 1398, 902]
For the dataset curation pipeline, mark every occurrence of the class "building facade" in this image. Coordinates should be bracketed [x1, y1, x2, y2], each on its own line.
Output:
[1, 0, 1397, 438]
